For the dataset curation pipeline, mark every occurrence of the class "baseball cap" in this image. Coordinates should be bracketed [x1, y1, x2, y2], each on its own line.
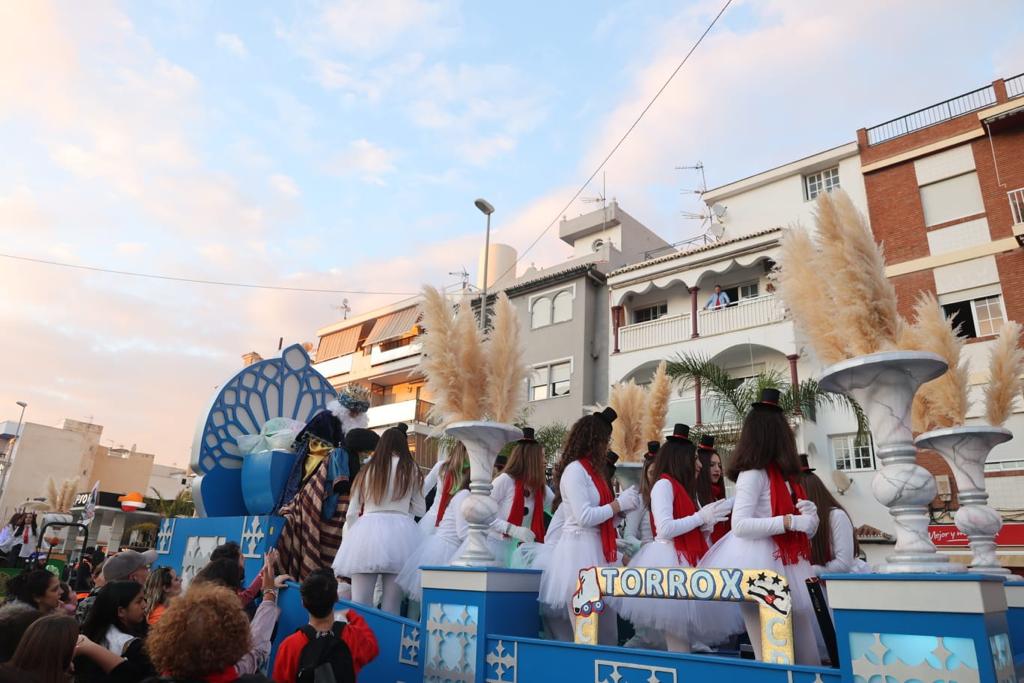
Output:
[102, 549, 157, 581]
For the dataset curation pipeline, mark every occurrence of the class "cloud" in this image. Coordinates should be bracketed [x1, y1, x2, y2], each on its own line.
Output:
[215, 32, 247, 58]
[328, 139, 397, 184]
[269, 173, 300, 198]
[318, 0, 455, 58]
[115, 242, 147, 255]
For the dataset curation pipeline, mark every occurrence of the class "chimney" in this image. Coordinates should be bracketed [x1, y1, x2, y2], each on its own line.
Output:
[242, 351, 263, 367]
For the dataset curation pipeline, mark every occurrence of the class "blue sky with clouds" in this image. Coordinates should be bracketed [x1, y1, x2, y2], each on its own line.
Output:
[1, 0, 1022, 466]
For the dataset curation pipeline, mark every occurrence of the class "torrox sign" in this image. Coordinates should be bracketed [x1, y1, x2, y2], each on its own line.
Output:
[929, 524, 1024, 546]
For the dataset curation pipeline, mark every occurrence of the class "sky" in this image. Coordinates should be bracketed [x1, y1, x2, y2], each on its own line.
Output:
[1, 0, 1022, 468]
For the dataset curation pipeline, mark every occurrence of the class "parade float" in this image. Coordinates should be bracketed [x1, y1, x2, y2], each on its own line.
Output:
[152, 191, 1024, 682]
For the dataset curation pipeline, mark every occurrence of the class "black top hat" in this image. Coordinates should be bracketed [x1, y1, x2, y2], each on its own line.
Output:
[799, 454, 815, 473]
[644, 441, 660, 460]
[295, 410, 345, 448]
[519, 427, 536, 443]
[345, 428, 380, 454]
[596, 407, 617, 425]
[395, 422, 409, 435]
[697, 434, 715, 452]
[752, 388, 783, 411]
[495, 454, 508, 466]
[666, 423, 691, 442]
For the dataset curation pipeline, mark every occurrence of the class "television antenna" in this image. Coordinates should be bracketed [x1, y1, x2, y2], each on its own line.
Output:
[333, 298, 351, 320]
[581, 172, 608, 211]
[449, 268, 470, 291]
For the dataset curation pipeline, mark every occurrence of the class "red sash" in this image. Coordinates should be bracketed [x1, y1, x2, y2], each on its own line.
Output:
[649, 475, 708, 565]
[507, 479, 546, 543]
[709, 482, 731, 543]
[578, 457, 617, 563]
[767, 463, 811, 565]
[434, 469, 455, 527]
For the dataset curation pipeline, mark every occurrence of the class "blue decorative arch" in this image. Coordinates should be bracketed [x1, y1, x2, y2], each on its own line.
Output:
[190, 344, 336, 516]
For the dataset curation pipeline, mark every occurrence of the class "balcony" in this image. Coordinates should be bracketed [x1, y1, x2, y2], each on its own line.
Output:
[366, 399, 436, 430]
[370, 341, 422, 366]
[617, 295, 787, 353]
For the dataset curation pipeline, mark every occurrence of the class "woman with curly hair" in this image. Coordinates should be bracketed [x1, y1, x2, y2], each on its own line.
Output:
[143, 583, 272, 682]
[332, 424, 425, 615]
[143, 567, 181, 625]
[538, 408, 640, 645]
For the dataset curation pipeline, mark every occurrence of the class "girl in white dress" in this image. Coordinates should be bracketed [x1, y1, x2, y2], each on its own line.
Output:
[620, 426, 731, 652]
[538, 408, 641, 646]
[333, 423, 425, 615]
[698, 388, 821, 665]
[619, 443, 658, 561]
[799, 461, 868, 575]
[486, 427, 554, 566]
[397, 444, 471, 601]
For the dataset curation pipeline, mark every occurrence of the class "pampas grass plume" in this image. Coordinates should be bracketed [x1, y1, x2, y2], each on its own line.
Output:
[610, 381, 647, 462]
[985, 321, 1024, 426]
[642, 362, 671, 444]
[485, 293, 527, 423]
[454, 294, 487, 422]
[776, 227, 845, 364]
[904, 292, 969, 432]
[418, 286, 466, 424]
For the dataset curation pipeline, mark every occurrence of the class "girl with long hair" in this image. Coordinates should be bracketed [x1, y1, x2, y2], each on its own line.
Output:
[143, 566, 182, 625]
[698, 389, 820, 665]
[799, 464, 866, 575]
[486, 428, 554, 566]
[538, 409, 640, 645]
[0, 615, 124, 683]
[0, 514, 22, 562]
[77, 581, 154, 682]
[695, 435, 731, 543]
[398, 443, 471, 600]
[620, 427, 731, 652]
[332, 424, 425, 614]
[8, 513, 37, 568]
[7, 570, 61, 613]
[620, 442, 660, 560]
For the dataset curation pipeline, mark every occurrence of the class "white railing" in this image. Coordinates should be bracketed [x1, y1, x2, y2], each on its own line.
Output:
[1009, 188, 1024, 225]
[312, 353, 353, 378]
[697, 295, 786, 337]
[617, 296, 787, 353]
[1007, 73, 1024, 99]
[370, 342, 422, 366]
[619, 313, 691, 352]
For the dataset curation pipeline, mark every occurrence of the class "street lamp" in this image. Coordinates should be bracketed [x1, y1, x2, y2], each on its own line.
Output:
[474, 198, 495, 330]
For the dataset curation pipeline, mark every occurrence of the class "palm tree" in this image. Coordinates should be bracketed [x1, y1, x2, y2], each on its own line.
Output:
[148, 488, 195, 518]
[665, 352, 868, 447]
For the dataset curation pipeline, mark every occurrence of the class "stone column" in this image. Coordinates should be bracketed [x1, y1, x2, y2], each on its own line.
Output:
[787, 354, 801, 416]
[694, 377, 703, 426]
[689, 287, 699, 338]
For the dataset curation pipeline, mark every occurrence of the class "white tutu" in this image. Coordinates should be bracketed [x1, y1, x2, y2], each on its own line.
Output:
[511, 540, 549, 570]
[417, 506, 438, 536]
[333, 512, 421, 576]
[618, 540, 694, 635]
[695, 532, 815, 645]
[538, 528, 619, 610]
[397, 533, 460, 600]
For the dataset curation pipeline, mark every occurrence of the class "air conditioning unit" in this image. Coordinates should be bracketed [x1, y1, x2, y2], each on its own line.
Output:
[935, 474, 953, 502]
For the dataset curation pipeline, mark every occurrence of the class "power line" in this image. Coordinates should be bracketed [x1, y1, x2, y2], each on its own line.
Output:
[0, 252, 419, 296]
[494, 0, 734, 283]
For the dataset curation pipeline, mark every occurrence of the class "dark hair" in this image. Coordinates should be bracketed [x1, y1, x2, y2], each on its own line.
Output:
[9, 571, 57, 610]
[503, 441, 546, 492]
[552, 414, 612, 512]
[801, 471, 861, 565]
[0, 604, 43, 662]
[192, 558, 242, 591]
[354, 426, 421, 506]
[8, 615, 77, 683]
[16, 514, 36, 538]
[209, 541, 241, 564]
[5, 514, 22, 529]
[301, 569, 338, 619]
[726, 408, 800, 481]
[81, 581, 144, 644]
[648, 440, 699, 508]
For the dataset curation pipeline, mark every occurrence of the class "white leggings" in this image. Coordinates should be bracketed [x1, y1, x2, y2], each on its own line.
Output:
[351, 573, 403, 615]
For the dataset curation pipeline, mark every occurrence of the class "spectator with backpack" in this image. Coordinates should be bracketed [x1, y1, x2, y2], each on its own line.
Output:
[272, 569, 378, 683]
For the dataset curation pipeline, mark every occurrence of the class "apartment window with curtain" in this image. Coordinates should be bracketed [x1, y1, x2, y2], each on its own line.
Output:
[941, 294, 1005, 339]
[633, 303, 668, 324]
[804, 166, 840, 200]
[831, 433, 875, 472]
[529, 360, 572, 401]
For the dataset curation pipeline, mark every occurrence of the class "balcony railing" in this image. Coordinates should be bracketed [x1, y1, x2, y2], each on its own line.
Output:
[1007, 73, 1024, 99]
[366, 399, 436, 429]
[866, 84, 996, 145]
[1009, 188, 1024, 226]
[617, 295, 787, 353]
[370, 341, 422, 366]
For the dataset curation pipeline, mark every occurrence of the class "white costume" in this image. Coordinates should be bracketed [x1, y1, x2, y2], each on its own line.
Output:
[417, 460, 445, 535]
[513, 504, 564, 571]
[698, 468, 819, 665]
[483, 473, 554, 567]
[397, 489, 470, 600]
[812, 508, 869, 575]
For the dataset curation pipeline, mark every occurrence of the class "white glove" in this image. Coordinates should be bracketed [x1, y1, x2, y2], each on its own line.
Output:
[796, 499, 817, 517]
[507, 525, 535, 544]
[616, 536, 642, 558]
[616, 487, 641, 513]
[698, 503, 730, 528]
[790, 512, 819, 536]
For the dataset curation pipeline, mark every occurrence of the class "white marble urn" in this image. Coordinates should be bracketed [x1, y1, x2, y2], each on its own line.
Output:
[445, 421, 522, 567]
[819, 350, 958, 573]
[915, 425, 1013, 574]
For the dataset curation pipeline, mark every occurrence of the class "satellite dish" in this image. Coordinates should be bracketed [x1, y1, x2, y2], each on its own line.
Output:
[832, 469, 853, 495]
[708, 222, 725, 239]
[711, 203, 727, 219]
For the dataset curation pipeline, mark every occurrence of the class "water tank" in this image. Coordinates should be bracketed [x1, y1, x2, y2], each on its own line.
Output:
[477, 243, 517, 290]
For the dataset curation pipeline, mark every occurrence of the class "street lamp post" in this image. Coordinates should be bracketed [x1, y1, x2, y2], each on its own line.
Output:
[474, 198, 495, 331]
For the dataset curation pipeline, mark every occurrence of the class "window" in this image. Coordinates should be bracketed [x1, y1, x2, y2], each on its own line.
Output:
[530, 288, 574, 328]
[941, 295, 1005, 339]
[529, 361, 572, 401]
[633, 303, 668, 324]
[804, 166, 840, 200]
[552, 290, 573, 324]
[738, 282, 759, 300]
[831, 433, 875, 472]
[918, 172, 985, 227]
